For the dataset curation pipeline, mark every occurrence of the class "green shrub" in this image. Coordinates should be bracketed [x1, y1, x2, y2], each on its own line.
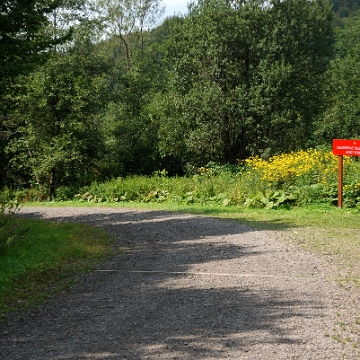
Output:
[4, 149, 360, 209]
[0, 191, 21, 250]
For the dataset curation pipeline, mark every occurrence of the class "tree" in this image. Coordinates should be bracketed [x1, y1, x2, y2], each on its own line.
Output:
[96, 0, 164, 70]
[262, 0, 333, 152]
[317, 11, 360, 141]
[329, 0, 360, 26]
[150, 0, 333, 167]
[5, 30, 108, 197]
[0, 0, 67, 81]
[91, 0, 167, 177]
[97, 29, 168, 177]
[0, 0, 76, 188]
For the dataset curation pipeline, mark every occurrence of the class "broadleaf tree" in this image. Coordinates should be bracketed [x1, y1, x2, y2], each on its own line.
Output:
[151, 0, 334, 168]
[0, 0, 71, 187]
[5, 26, 108, 198]
[317, 11, 360, 141]
[0, 0, 65, 81]
[94, 0, 167, 176]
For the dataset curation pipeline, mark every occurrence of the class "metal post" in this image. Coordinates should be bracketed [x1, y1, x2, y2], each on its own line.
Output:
[338, 155, 343, 208]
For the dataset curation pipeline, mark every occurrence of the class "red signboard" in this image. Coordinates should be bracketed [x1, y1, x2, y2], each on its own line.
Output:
[332, 139, 360, 156]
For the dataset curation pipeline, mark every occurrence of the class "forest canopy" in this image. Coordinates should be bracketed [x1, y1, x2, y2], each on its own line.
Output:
[1, 0, 360, 198]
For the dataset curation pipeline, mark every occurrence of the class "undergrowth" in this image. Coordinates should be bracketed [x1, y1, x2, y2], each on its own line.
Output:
[7, 149, 359, 210]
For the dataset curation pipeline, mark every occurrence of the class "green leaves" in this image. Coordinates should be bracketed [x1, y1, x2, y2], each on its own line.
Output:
[319, 12, 360, 141]
[153, 0, 333, 167]
[5, 44, 108, 196]
[244, 190, 298, 209]
[0, 0, 69, 82]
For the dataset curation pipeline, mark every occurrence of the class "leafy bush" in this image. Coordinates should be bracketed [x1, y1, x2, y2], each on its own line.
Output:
[4, 149, 360, 209]
[343, 182, 360, 208]
[0, 192, 21, 250]
[243, 190, 297, 209]
[243, 149, 351, 188]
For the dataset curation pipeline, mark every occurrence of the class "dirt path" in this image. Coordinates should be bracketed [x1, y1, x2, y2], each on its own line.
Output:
[1, 206, 360, 359]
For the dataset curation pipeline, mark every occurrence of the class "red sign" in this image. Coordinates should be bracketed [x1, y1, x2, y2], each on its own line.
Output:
[332, 139, 360, 156]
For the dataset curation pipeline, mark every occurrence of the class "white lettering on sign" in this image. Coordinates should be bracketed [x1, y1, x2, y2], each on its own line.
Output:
[333, 139, 360, 156]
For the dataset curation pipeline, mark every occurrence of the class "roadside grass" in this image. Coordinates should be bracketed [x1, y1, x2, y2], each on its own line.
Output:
[164, 203, 360, 281]
[2, 200, 360, 344]
[0, 215, 113, 316]
[2, 149, 360, 314]
[22, 201, 360, 281]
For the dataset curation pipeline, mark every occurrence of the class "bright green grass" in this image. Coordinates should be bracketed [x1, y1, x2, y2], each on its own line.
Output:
[174, 203, 360, 282]
[24, 201, 360, 276]
[4, 200, 360, 315]
[113, 201, 356, 280]
[0, 216, 113, 315]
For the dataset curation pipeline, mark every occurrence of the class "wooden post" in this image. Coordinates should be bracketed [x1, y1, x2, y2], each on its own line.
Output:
[338, 155, 343, 208]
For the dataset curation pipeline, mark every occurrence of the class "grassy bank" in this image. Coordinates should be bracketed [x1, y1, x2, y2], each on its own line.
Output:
[22, 201, 360, 282]
[0, 214, 113, 316]
[1, 201, 359, 317]
[1, 148, 360, 313]
[7, 149, 360, 209]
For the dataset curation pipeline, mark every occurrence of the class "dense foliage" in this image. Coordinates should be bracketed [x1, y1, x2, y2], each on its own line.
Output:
[317, 11, 360, 141]
[5, 150, 359, 209]
[152, 0, 333, 165]
[0, 0, 65, 81]
[1, 0, 360, 198]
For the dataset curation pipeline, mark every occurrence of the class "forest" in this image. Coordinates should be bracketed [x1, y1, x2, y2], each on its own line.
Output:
[1, 0, 360, 200]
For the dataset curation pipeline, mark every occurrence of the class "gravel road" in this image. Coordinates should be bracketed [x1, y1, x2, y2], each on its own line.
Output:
[1, 206, 360, 359]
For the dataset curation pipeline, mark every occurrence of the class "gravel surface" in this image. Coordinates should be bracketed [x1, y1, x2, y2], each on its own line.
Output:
[1, 206, 360, 359]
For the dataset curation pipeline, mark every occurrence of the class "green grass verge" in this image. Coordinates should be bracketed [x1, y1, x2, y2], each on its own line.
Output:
[168, 203, 360, 275]
[23, 201, 360, 279]
[2, 200, 359, 317]
[0, 216, 113, 316]
[177, 203, 360, 284]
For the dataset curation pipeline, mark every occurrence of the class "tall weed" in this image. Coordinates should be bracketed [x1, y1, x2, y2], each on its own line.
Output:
[3, 149, 360, 209]
[0, 190, 22, 250]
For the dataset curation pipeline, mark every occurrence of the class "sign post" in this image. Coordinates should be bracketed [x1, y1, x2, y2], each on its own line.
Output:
[338, 154, 343, 208]
[332, 139, 360, 208]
